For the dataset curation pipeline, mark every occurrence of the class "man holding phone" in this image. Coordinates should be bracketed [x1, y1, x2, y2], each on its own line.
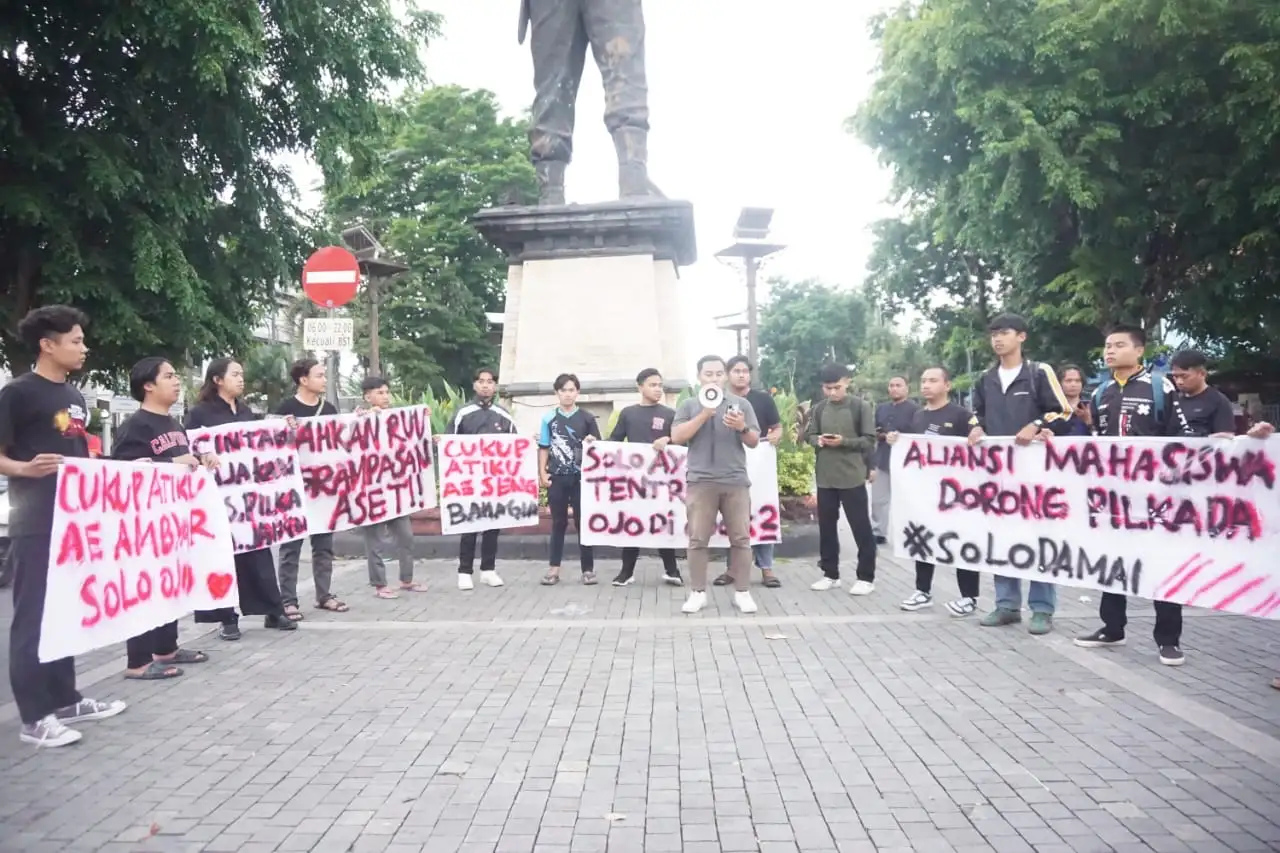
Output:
[805, 363, 878, 594]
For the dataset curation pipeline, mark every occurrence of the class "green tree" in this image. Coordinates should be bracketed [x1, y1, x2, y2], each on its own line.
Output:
[758, 278, 872, 400]
[324, 86, 537, 395]
[852, 321, 940, 400]
[853, 0, 1280, 358]
[0, 1, 437, 375]
[240, 341, 295, 412]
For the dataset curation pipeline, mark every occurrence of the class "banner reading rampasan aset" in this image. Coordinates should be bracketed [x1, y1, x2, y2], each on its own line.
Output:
[579, 442, 782, 548]
[890, 435, 1280, 617]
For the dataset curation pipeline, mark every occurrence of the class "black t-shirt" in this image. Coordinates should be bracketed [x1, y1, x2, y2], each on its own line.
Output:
[0, 372, 91, 537]
[539, 407, 601, 476]
[609, 403, 676, 443]
[1177, 386, 1235, 438]
[276, 395, 338, 419]
[111, 410, 190, 462]
[184, 396, 262, 430]
[908, 403, 977, 438]
[744, 389, 781, 432]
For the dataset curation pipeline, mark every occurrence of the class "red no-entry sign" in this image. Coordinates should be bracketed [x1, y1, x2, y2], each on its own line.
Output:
[302, 246, 361, 309]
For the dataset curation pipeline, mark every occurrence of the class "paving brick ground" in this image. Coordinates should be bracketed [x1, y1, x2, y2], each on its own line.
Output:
[0, 535, 1279, 852]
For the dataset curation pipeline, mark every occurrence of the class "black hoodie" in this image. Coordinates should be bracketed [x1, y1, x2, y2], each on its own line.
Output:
[448, 396, 518, 436]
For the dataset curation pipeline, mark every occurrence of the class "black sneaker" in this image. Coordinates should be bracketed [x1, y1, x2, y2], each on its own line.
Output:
[712, 572, 733, 586]
[1074, 628, 1125, 648]
[1159, 645, 1186, 667]
[219, 620, 241, 641]
[264, 614, 298, 632]
[664, 573, 684, 587]
[612, 572, 635, 587]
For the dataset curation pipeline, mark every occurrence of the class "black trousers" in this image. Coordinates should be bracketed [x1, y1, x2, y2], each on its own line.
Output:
[9, 536, 81, 724]
[195, 548, 284, 623]
[459, 529, 500, 574]
[817, 486, 877, 581]
[1100, 593, 1183, 646]
[126, 621, 180, 670]
[915, 562, 981, 598]
[527, 0, 649, 162]
[548, 475, 594, 570]
[620, 547, 679, 576]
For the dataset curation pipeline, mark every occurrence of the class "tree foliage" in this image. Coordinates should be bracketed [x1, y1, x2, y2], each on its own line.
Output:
[758, 278, 873, 400]
[324, 85, 536, 395]
[854, 0, 1280, 361]
[0, 0, 437, 374]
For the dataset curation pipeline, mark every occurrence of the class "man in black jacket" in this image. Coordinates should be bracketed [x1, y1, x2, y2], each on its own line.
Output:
[968, 313, 1075, 635]
[449, 367, 519, 590]
[1075, 324, 1194, 666]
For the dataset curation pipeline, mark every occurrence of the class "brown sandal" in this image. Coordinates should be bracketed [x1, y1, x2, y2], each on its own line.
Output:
[541, 573, 561, 586]
[283, 604, 304, 622]
[317, 597, 351, 610]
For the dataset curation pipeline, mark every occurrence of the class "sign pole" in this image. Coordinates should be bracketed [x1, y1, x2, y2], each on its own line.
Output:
[326, 306, 340, 409]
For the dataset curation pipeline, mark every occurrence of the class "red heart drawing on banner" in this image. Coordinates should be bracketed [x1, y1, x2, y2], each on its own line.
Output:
[207, 573, 234, 600]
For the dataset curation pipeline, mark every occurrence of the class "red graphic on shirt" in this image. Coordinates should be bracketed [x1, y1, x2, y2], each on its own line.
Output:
[53, 407, 88, 439]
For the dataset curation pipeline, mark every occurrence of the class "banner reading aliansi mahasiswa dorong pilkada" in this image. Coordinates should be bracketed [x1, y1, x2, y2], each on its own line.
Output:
[890, 435, 1279, 617]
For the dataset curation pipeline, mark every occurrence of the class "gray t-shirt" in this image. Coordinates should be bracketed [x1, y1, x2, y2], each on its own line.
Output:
[672, 391, 760, 486]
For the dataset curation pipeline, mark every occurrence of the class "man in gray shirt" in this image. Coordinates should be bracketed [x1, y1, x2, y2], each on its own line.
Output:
[671, 355, 761, 615]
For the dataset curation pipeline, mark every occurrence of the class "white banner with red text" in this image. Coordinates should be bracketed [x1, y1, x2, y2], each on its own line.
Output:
[890, 435, 1280, 617]
[436, 434, 540, 535]
[40, 458, 239, 661]
[579, 442, 782, 548]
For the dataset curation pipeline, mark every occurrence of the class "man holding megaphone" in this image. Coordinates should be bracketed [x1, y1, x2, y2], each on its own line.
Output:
[670, 355, 761, 615]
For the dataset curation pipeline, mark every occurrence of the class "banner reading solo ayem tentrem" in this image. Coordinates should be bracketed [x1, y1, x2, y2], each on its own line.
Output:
[579, 442, 782, 549]
[890, 435, 1279, 617]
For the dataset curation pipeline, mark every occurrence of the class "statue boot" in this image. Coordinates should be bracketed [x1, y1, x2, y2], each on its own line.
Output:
[613, 128, 663, 199]
[536, 160, 567, 206]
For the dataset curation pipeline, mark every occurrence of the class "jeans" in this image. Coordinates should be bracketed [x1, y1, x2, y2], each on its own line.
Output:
[278, 533, 335, 607]
[9, 536, 81, 724]
[915, 562, 980, 598]
[993, 576, 1056, 615]
[459, 530, 499, 574]
[686, 483, 751, 591]
[548, 475, 594, 571]
[870, 468, 891, 537]
[1100, 593, 1183, 646]
[816, 486, 877, 581]
[752, 543, 774, 570]
[364, 515, 415, 587]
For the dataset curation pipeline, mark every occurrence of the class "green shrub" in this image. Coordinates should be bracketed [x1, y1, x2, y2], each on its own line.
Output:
[394, 380, 467, 435]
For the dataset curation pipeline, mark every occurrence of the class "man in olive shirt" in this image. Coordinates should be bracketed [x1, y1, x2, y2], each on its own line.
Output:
[805, 363, 878, 594]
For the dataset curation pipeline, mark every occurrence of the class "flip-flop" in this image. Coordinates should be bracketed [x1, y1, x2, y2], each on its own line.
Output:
[541, 573, 561, 586]
[166, 649, 208, 664]
[374, 588, 400, 599]
[125, 661, 183, 680]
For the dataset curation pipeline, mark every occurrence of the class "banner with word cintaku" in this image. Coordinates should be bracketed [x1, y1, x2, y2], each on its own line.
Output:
[294, 406, 436, 534]
[436, 434, 539, 535]
[40, 459, 239, 661]
[579, 442, 782, 548]
[890, 435, 1280, 617]
[187, 420, 309, 552]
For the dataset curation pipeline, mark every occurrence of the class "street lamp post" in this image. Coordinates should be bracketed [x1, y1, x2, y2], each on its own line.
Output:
[340, 225, 409, 378]
[715, 208, 785, 383]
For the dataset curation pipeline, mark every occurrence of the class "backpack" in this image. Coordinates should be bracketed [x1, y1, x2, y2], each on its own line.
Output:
[1091, 368, 1167, 426]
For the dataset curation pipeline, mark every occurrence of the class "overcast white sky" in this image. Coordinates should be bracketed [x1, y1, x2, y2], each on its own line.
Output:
[292, 0, 896, 366]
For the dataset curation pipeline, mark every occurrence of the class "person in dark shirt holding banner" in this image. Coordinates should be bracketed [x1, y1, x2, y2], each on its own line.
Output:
[0, 306, 126, 747]
[969, 313, 1074, 635]
[274, 358, 346, 618]
[1169, 350, 1237, 437]
[112, 357, 218, 681]
[1075, 324, 1194, 666]
[538, 373, 601, 585]
[872, 377, 918, 545]
[723, 356, 783, 588]
[185, 357, 297, 639]
[449, 367, 519, 590]
[608, 368, 683, 587]
[886, 367, 983, 616]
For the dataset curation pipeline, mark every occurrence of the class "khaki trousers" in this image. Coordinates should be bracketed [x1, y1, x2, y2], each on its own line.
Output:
[686, 483, 752, 591]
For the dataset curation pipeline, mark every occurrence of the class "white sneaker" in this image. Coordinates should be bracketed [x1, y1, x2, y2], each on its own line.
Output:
[811, 577, 841, 591]
[946, 597, 978, 617]
[849, 580, 876, 596]
[900, 591, 933, 611]
[734, 591, 758, 614]
[457, 573, 475, 591]
[20, 714, 82, 748]
[682, 591, 707, 614]
[479, 570, 504, 587]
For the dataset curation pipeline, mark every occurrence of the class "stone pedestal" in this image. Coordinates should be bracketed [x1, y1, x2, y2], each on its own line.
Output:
[472, 199, 697, 434]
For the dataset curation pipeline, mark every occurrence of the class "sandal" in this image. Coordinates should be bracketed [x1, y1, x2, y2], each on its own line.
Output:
[125, 661, 183, 680]
[541, 573, 561, 586]
[374, 588, 400, 599]
[762, 572, 782, 589]
[582, 572, 598, 585]
[283, 604, 304, 622]
[165, 649, 208, 664]
[317, 597, 351, 611]
[399, 582, 427, 592]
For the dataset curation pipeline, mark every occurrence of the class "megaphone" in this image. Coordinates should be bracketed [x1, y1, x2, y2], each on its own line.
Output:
[698, 384, 723, 410]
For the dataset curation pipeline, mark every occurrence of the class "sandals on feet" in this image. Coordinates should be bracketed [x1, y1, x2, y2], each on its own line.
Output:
[762, 572, 782, 589]
[582, 572, 598, 585]
[318, 597, 351, 610]
[166, 649, 208, 664]
[541, 573, 561, 586]
[374, 588, 400, 599]
[399, 582, 427, 592]
[125, 661, 183, 680]
[283, 604, 304, 622]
